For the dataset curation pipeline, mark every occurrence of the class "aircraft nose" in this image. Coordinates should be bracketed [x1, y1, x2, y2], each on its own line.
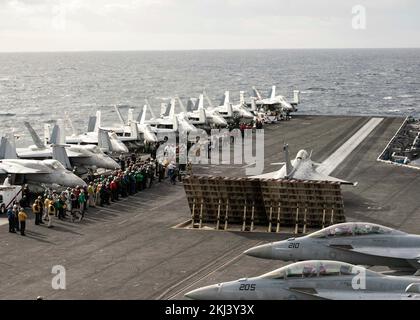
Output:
[185, 284, 220, 300]
[71, 173, 87, 187]
[145, 131, 158, 143]
[103, 157, 120, 170]
[244, 243, 273, 259]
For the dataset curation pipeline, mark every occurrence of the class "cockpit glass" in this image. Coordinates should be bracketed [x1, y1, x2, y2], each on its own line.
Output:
[309, 223, 396, 239]
[47, 161, 65, 170]
[261, 261, 358, 280]
[89, 146, 101, 153]
[260, 269, 285, 280]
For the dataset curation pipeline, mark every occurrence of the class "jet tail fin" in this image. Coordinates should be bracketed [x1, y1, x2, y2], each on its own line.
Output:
[252, 87, 263, 100]
[24, 122, 46, 149]
[87, 115, 97, 133]
[50, 122, 66, 145]
[292, 90, 301, 105]
[65, 112, 77, 136]
[127, 108, 135, 124]
[139, 105, 147, 125]
[269, 86, 276, 100]
[251, 98, 257, 112]
[240, 91, 245, 106]
[198, 107, 206, 124]
[283, 144, 293, 178]
[223, 91, 233, 117]
[94, 111, 101, 133]
[220, 91, 230, 107]
[145, 99, 157, 119]
[203, 89, 214, 108]
[50, 125, 60, 145]
[169, 98, 176, 119]
[52, 145, 72, 170]
[177, 97, 187, 113]
[129, 120, 139, 140]
[187, 99, 196, 112]
[160, 103, 169, 117]
[98, 129, 112, 153]
[0, 134, 18, 160]
[114, 105, 126, 125]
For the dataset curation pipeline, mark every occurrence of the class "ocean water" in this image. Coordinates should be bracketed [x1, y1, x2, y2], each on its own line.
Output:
[0, 49, 419, 145]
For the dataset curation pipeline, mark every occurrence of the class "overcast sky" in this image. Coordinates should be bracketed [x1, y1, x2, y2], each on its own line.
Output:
[0, 0, 419, 51]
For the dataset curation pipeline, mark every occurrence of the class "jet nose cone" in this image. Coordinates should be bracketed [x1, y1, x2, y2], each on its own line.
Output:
[244, 243, 273, 259]
[145, 132, 158, 143]
[185, 284, 220, 300]
[105, 158, 120, 170]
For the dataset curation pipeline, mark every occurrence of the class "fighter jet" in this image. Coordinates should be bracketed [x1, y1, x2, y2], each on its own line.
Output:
[251, 86, 300, 114]
[205, 91, 234, 120]
[16, 122, 120, 173]
[231, 91, 255, 122]
[200, 91, 229, 128]
[0, 135, 86, 192]
[159, 98, 198, 133]
[177, 95, 208, 128]
[113, 106, 158, 144]
[245, 222, 420, 271]
[141, 99, 179, 140]
[65, 111, 129, 154]
[185, 260, 420, 300]
[253, 144, 354, 185]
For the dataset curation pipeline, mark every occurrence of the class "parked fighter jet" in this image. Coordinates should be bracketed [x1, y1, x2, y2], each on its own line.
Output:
[16, 122, 120, 173]
[0, 135, 86, 192]
[65, 111, 129, 154]
[116, 106, 158, 144]
[185, 260, 420, 300]
[200, 91, 229, 128]
[251, 86, 300, 114]
[245, 222, 420, 271]
[253, 144, 354, 185]
[177, 95, 208, 127]
[230, 91, 255, 122]
[159, 98, 198, 133]
[141, 100, 179, 139]
[205, 91, 234, 120]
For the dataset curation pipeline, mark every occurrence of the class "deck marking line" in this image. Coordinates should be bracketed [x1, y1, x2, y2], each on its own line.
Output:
[318, 117, 384, 176]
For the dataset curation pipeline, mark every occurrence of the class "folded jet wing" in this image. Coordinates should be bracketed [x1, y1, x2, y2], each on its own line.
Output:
[0, 160, 53, 174]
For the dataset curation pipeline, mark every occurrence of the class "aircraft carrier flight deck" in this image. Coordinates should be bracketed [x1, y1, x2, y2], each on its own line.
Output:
[1, 114, 419, 300]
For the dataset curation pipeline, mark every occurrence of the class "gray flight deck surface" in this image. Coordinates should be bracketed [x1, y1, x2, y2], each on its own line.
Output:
[0, 115, 419, 300]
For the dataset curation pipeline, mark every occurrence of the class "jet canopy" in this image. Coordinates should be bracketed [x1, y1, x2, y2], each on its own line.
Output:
[84, 145, 102, 154]
[308, 222, 405, 239]
[43, 160, 66, 171]
[261, 261, 361, 280]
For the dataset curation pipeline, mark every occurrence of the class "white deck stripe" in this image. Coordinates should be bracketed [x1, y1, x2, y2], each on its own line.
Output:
[318, 117, 384, 176]
[0, 218, 8, 227]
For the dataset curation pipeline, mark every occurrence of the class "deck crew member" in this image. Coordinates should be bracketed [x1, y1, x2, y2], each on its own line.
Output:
[43, 196, 50, 221]
[18, 208, 28, 236]
[32, 197, 43, 226]
[7, 207, 15, 233]
[13, 205, 20, 232]
[48, 200, 56, 228]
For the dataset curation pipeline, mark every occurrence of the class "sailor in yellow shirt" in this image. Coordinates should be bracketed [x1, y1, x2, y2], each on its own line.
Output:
[48, 200, 56, 228]
[18, 209, 28, 236]
[32, 197, 43, 226]
[43, 198, 51, 221]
